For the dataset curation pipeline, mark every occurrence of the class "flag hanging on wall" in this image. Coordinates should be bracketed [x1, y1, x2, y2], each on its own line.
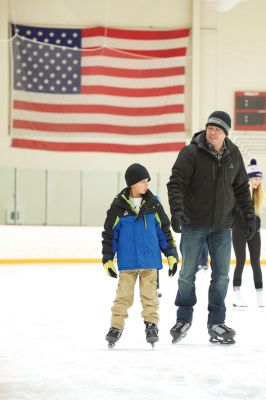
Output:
[10, 24, 190, 153]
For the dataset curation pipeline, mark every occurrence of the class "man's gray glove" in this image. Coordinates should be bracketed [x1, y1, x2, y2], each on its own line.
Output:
[171, 213, 190, 233]
[244, 216, 256, 241]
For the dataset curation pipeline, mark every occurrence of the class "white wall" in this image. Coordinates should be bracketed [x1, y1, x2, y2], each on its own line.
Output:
[1, 225, 266, 262]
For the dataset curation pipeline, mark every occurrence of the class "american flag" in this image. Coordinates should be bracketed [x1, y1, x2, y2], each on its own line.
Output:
[11, 24, 190, 153]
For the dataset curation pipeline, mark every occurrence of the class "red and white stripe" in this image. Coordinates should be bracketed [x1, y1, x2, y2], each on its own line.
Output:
[11, 27, 190, 153]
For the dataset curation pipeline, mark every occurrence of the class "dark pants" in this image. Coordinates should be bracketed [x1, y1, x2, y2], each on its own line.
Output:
[232, 225, 263, 289]
[176, 226, 231, 325]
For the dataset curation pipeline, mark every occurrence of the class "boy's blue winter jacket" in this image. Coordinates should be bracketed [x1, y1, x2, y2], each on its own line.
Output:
[102, 188, 177, 271]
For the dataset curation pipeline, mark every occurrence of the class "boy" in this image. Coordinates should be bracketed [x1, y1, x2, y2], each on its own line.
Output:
[102, 163, 178, 347]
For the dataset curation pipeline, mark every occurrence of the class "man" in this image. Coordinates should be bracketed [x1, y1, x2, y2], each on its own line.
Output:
[167, 111, 256, 344]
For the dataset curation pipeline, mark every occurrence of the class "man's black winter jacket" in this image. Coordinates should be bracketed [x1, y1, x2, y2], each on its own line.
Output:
[167, 131, 255, 230]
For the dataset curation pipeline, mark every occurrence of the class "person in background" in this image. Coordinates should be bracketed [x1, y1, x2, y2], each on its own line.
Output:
[167, 110, 256, 344]
[232, 159, 265, 308]
[102, 163, 178, 347]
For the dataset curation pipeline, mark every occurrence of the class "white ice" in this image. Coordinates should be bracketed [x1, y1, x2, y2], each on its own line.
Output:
[0, 263, 265, 400]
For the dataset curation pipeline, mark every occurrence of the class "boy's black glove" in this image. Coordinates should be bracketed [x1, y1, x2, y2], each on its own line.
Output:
[244, 216, 256, 241]
[171, 213, 190, 233]
[103, 260, 117, 278]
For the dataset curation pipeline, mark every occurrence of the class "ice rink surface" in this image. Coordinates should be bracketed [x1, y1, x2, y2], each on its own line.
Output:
[0, 263, 265, 400]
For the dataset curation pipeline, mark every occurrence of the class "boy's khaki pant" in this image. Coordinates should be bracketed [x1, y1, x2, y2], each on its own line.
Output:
[111, 269, 159, 329]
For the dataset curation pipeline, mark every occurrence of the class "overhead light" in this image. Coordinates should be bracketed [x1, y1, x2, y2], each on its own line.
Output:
[208, 0, 244, 12]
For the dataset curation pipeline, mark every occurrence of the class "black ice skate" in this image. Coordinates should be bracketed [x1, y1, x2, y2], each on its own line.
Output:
[105, 327, 123, 348]
[208, 323, 236, 344]
[170, 321, 191, 343]
[145, 322, 159, 348]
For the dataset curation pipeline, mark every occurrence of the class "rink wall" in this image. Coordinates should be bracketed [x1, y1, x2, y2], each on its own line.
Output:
[0, 226, 266, 265]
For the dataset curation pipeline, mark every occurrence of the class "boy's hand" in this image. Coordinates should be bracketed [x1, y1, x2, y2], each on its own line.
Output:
[167, 256, 178, 277]
[103, 260, 118, 278]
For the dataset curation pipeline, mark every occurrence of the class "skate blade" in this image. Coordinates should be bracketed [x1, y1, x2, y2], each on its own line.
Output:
[146, 337, 159, 345]
[209, 337, 236, 345]
[233, 304, 248, 309]
[171, 333, 187, 344]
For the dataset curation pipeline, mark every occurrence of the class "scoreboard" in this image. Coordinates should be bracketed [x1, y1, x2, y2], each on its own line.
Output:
[235, 91, 266, 130]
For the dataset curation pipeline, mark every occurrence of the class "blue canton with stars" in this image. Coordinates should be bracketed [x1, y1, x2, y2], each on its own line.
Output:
[12, 24, 82, 94]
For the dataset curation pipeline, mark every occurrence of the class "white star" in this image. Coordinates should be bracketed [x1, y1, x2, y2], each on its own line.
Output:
[37, 31, 43, 36]
[50, 86, 55, 91]
[16, 82, 22, 87]
[49, 32, 55, 37]
[26, 30, 31, 35]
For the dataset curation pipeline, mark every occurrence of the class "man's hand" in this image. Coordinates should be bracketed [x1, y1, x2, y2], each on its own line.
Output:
[171, 213, 190, 233]
[244, 217, 256, 241]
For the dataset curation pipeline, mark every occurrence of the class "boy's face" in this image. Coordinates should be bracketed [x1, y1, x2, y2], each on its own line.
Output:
[130, 179, 149, 196]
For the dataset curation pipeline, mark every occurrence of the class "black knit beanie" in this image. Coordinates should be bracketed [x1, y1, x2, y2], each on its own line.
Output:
[125, 163, 151, 187]
[206, 111, 231, 135]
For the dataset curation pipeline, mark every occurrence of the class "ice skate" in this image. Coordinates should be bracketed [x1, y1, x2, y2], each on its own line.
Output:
[145, 322, 159, 348]
[198, 264, 208, 271]
[170, 321, 191, 344]
[105, 327, 123, 348]
[232, 288, 248, 308]
[208, 323, 236, 344]
[256, 289, 265, 308]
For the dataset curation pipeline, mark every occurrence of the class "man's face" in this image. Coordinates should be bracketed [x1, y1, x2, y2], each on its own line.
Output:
[206, 125, 226, 150]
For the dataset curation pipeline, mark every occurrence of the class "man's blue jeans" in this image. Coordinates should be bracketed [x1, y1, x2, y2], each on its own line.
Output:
[176, 226, 231, 325]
